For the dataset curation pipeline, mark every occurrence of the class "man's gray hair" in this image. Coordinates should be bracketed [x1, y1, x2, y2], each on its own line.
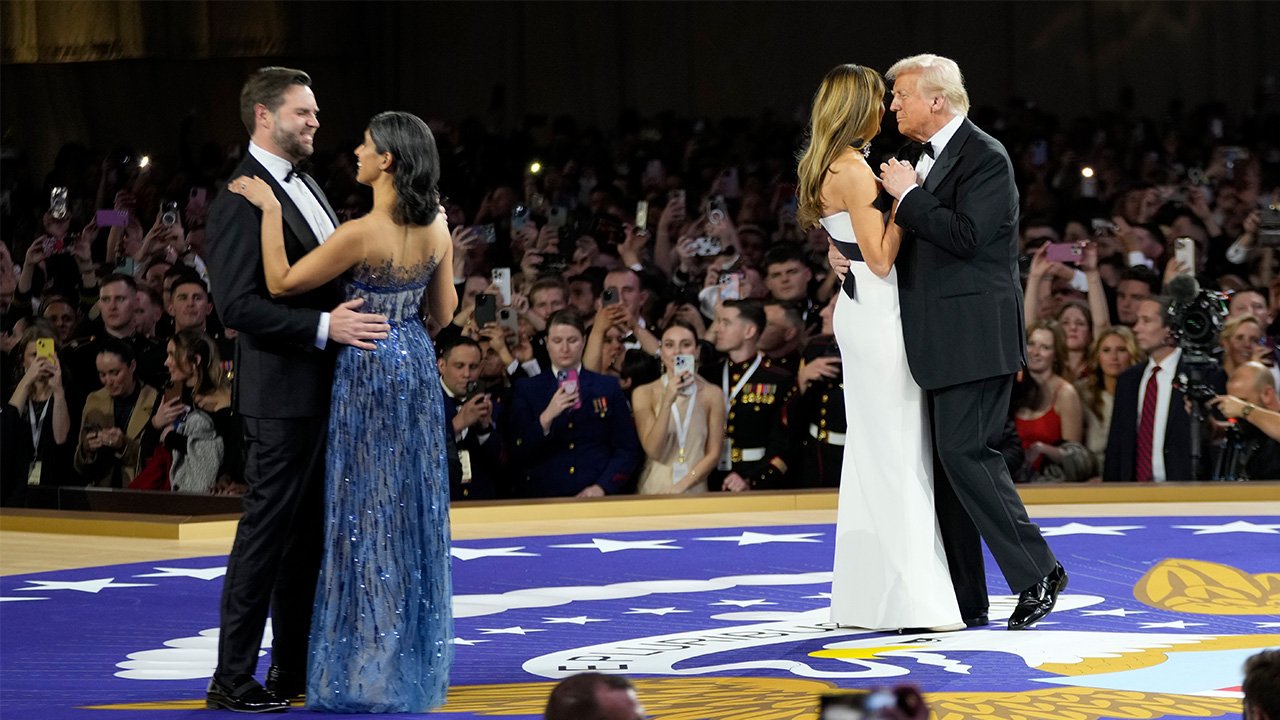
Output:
[887, 53, 970, 116]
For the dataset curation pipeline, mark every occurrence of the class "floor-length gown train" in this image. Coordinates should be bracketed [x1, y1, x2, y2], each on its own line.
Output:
[307, 258, 453, 712]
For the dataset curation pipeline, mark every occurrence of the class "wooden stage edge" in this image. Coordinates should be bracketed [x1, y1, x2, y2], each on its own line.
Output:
[2, 483, 1278, 540]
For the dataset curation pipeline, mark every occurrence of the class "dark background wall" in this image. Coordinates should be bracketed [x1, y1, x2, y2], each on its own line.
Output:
[3, 1, 1277, 179]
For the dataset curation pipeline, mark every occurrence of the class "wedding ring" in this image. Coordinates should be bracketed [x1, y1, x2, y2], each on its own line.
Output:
[240, 182, 247, 189]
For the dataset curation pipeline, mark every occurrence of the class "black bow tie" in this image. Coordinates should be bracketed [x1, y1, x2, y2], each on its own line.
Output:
[910, 141, 936, 159]
[284, 163, 308, 183]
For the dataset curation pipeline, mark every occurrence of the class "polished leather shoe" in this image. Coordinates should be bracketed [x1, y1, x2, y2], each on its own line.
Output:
[1008, 563, 1067, 630]
[963, 614, 989, 628]
[265, 665, 305, 701]
[207, 677, 288, 713]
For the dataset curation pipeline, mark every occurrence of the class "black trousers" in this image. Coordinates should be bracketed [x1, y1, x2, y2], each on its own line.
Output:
[215, 415, 326, 683]
[929, 374, 1057, 618]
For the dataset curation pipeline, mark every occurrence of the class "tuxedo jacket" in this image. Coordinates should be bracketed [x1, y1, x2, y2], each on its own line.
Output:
[205, 154, 344, 418]
[508, 369, 641, 496]
[442, 389, 506, 500]
[1102, 359, 1223, 482]
[893, 118, 1027, 391]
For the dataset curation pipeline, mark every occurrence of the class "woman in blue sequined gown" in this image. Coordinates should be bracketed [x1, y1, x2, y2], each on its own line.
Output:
[229, 111, 457, 713]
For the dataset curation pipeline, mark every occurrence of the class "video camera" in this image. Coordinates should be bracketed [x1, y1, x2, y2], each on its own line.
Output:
[1165, 274, 1228, 399]
[1165, 274, 1229, 480]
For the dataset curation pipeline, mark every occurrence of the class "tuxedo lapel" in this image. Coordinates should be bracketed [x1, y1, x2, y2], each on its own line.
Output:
[241, 156, 322, 252]
[922, 119, 974, 194]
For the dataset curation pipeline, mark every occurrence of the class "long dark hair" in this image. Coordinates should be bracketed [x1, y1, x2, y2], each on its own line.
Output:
[170, 329, 224, 396]
[367, 111, 440, 227]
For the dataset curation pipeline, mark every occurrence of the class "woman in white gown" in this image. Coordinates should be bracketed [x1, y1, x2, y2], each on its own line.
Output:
[795, 64, 962, 631]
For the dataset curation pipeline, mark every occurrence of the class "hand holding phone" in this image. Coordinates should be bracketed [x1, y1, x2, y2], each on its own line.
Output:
[673, 354, 696, 395]
[474, 293, 498, 327]
[557, 368, 582, 410]
[1173, 237, 1196, 274]
[1044, 242, 1083, 264]
[96, 209, 130, 227]
[35, 338, 56, 362]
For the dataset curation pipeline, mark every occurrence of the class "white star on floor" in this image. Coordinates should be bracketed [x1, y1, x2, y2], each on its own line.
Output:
[135, 566, 226, 580]
[451, 546, 540, 561]
[1080, 608, 1148, 617]
[710, 599, 777, 608]
[0, 596, 48, 602]
[15, 577, 154, 594]
[452, 638, 491, 646]
[1040, 522, 1145, 537]
[624, 607, 690, 616]
[1138, 620, 1207, 629]
[550, 538, 682, 553]
[803, 592, 833, 600]
[1173, 520, 1280, 535]
[476, 626, 547, 636]
[1255, 622, 1280, 628]
[542, 616, 610, 625]
[695, 531, 824, 546]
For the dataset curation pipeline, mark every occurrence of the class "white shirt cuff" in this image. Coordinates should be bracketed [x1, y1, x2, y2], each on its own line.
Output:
[899, 184, 920, 204]
[315, 312, 330, 349]
[521, 359, 542, 376]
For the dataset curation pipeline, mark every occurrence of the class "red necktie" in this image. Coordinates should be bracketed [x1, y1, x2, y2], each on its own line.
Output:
[1135, 366, 1160, 483]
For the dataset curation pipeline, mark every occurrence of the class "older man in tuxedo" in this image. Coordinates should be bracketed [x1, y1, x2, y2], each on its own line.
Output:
[837, 54, 1064, 631]
[204, 67, 389, 712]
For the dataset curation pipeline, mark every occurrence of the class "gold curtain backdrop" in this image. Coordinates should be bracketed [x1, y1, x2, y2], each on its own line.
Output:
[1, 0, 288, 64]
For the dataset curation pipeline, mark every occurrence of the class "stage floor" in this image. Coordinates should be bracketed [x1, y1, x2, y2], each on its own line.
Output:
[2, 494, 1277, 719]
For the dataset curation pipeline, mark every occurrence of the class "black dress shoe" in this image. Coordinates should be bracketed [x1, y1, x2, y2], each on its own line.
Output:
[963, 614, 989, 628]
[207, 677, 289, 713]
[265, 665, 305, 701]
[1008, 563, 1067, 631]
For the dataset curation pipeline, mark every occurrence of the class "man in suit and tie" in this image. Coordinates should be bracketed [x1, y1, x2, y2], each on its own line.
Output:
[204, 67, 390, 712]
[1104, 295, 1222, 482]
[874, 54, 1064, 631]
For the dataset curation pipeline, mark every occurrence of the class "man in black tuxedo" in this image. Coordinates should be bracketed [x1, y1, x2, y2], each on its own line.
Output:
[875, 54, 1063, 631]
[204, 67, 389, 712]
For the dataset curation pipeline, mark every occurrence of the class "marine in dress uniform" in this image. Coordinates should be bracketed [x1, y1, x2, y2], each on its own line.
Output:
[704, 352, 796, 490]
[790, 335, 846, 488]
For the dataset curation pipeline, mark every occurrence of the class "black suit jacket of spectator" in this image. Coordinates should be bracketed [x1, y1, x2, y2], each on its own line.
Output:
[205, 154, 344, 419]
[1103, 358, 1224, 481]
[894, 118, 1027, 390]
[442, 387, 506, 500]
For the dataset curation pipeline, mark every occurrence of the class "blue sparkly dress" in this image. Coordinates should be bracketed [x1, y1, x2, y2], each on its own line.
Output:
[306, 257, 453, 713]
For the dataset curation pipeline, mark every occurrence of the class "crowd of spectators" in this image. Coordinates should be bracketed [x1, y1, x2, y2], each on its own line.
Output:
[2, 92, 1279, 504]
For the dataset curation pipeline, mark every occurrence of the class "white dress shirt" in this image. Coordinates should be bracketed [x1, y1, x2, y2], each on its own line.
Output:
[248, 141, 337, 348]
[1137, 347, 1182, 483]
[900, 113, 966, 203]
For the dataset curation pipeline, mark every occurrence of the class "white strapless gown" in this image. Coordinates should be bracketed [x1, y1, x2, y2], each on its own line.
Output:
[820, 212, 961, 630]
